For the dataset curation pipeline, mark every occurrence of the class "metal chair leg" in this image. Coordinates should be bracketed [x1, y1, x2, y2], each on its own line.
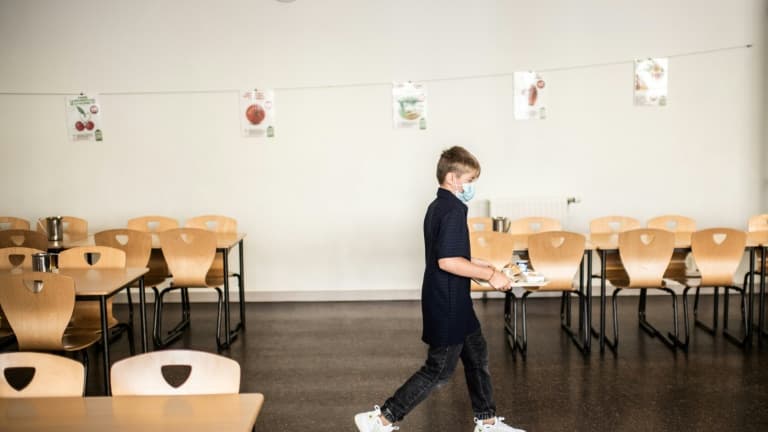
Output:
[636, 288, 679, 350]
[153, 286, 191, 349]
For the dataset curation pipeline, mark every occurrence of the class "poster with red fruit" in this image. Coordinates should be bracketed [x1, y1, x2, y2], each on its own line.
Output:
[634, 58, 668, 106]
[66, 93, 103, 141]
[392, 82, 427, 129]
[514, 72, 547, 120]
[240, 89, 275, 138]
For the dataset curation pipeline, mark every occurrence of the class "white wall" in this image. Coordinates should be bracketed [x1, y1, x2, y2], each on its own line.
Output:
[0, 0, 765, 300]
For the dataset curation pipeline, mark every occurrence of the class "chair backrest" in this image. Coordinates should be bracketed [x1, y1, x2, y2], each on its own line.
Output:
[528, 231, 585, 291]
[0, 272, 75, 351]
[36, 216, 88, 238]
[0, 229, 48, 251]
[0, 217, 30, 231]
[470, 231, 517, 270]
[159, 228, 217, 287]
[127, 215, 179, 233]
[647, 215, 696, 232]
[691, 228, 747, 287]
[0, 352, 84, 398]
[110, 349, 240, 396]
[0, 247, 45, 271]
[507, 217, 561, 235]
[590, 216, 641, 234]
[185, 215, 237, 234]
[747, 214, 768, 232]
[468, 217, 494, 233]
[94, 229, 152, 268]
[618, 229, 675, 288]
[58, 246, 126, 269]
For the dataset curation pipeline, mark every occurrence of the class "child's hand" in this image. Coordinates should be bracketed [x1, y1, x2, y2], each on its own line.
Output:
[489, 270, 512, 291]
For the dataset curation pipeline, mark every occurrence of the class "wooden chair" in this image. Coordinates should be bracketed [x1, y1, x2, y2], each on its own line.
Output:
[468, 217, 494, 233]
[0, 247, 44, 272]
[127, 216, 179, 232]
[94, 229, 167, 325]
[589, 216, 641, 282]
[744, 213, 768, 291]
[184, 215, 243, 337]
[36, 216, 88, 239]
[0, 352, 85, 397]
[0, 217, 30, 231]
[0, 272, 99, 379]
[677, 229, 747, 349]
[155, 228, 228, 349]
[58, 246, 134, 354]
[590, 216, 641, 234]
[110, 349, 240, 396]
[469, 231, 519, 348]
[507, 217, 561, 235]
[127, 216, 178, 291]
[0, 229, 48, 251]
[0, 247, 45, 346]
[513, 231, 589, 355]
[606, 228, 681, 351]
[648, 215, 697, 280]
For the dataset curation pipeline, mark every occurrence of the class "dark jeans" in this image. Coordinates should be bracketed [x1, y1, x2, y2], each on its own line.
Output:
[380, 328, 496, 423]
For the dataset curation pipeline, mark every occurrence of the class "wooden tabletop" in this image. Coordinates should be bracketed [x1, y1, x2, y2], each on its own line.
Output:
[0, 393, 264, 432]
[0, 268, 149, 297]
[60, 232, 246, 251]
[58, 267, 149, 297]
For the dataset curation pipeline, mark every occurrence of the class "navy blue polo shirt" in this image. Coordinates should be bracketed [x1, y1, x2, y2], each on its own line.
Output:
[421, 188, 480, 346]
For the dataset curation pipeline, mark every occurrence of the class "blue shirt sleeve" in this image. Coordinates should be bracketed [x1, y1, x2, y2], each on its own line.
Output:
[436, 208, 470, 259]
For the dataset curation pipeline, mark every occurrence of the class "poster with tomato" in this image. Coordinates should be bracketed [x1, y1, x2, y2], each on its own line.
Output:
[514, 72, 547, 120]
[392, 82, 427, 130]
[66, 93, 103, 141]
[240, 89, 275, 138]
[634, 58, 668, 106]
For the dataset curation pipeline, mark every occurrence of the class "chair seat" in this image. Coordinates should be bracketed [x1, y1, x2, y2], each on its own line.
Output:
[131, 274, 171, 288]
[205, 272, 239, 287]
[62, 331, 101, 351]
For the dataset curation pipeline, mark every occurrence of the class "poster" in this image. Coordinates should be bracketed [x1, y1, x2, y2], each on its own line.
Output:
[392, 82, 427, 129]
[240, 89, 275, 137]
[66, 93, 103, 141]
[514, 71, 547, 120]
[634, 58, 668, 106]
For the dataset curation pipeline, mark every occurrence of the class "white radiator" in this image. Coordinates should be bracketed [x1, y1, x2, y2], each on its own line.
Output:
[489, 196, 577, 229]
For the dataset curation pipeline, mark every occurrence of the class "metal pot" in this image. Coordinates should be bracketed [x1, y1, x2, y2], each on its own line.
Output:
[46, 216, 63, 241]
[492, 217, 510, 233]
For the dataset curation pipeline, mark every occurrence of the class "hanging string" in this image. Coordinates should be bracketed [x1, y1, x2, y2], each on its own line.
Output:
[0, 43, 752, 97]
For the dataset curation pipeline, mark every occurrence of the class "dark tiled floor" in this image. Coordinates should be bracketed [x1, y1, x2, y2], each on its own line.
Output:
[80, 294, 768, 431]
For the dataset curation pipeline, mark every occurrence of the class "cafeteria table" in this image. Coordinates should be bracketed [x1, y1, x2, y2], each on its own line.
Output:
[0, 392, 264, 432]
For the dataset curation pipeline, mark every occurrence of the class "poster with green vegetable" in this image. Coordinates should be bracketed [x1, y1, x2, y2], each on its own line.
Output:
[66, 93, 103, 141]
[240, 89, 275, 138]
[392, 82, 427, 130]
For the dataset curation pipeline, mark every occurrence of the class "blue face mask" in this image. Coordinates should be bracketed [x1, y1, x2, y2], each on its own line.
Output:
[456, 182, 476, 203]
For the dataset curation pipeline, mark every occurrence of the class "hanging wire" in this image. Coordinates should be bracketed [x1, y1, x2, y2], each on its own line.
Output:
[0, 43, 752, 97]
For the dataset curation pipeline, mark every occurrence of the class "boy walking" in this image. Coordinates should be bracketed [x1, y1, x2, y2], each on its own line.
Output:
[354, 147, 525, 432]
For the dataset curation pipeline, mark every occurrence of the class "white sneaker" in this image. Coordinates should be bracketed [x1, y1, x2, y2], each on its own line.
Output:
[354, 405, 399, 432]
[473, 416, 526, 432]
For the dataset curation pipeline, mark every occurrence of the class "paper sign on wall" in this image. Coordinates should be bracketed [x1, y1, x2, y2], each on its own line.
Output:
[240, 89, 275, 138]
[66, 93, 103, 141]
[514, 72, 547, 120]
[634, 58, 668, 106]
[392, 82, 427, 130]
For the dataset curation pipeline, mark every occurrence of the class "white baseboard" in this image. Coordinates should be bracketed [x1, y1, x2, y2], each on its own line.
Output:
[111, 283, 719, 303]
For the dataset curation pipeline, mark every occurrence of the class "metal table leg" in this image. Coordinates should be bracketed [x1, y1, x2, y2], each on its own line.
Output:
[99, 297, 111, 395]
[139, 276, 148, 352]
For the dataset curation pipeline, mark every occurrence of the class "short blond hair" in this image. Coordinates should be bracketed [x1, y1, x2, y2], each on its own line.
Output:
[436, 146, 481, 184]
